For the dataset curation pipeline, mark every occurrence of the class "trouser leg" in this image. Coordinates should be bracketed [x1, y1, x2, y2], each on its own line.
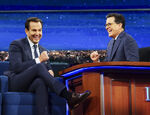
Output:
[28, 78, 49, 115]
[9, 63, 65, 95]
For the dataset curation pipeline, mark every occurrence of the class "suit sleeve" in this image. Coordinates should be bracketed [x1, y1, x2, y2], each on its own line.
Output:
[9, 41, 36, 73]
[124, 36, 139, 61]
[43, 59, 52, 71]
[39, 46, 52, 71]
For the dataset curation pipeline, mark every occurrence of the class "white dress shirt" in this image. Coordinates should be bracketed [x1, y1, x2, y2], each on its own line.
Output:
[27, 37, 40, 64]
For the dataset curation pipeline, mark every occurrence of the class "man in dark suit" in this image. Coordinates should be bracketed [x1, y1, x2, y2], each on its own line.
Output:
[90, 13, 139, 62]
[7, 17, 91, 115]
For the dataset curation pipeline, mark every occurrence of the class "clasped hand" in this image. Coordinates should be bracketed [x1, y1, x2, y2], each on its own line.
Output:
[90, 51, 100, 62]
[39, 51, 49, 63]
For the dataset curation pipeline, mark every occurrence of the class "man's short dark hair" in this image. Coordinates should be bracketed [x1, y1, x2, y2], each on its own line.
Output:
[106, 13, 125, 29]
[25, 17, 43, 30]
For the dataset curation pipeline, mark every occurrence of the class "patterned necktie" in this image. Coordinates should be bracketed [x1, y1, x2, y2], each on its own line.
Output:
[33, 44, 38, 58]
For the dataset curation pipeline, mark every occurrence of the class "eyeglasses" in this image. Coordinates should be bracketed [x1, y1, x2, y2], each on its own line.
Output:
[105, 23, 116, 27]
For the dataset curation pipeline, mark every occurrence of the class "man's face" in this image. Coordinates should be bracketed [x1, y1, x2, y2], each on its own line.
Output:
[105, 17, 122, 38]
[25, 21, 42, 44]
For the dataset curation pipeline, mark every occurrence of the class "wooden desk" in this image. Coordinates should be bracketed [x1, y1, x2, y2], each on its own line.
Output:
[59, 62, 150, 115]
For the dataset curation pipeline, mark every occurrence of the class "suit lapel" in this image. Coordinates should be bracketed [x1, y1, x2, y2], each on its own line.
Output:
[107, 39, 114, 61]
[110, 38, 121, 60]
[23, 38, 45, 60]
[39, 45, 44, 54]
[24, 38, 33, 60]
[110, 31, 125, 61]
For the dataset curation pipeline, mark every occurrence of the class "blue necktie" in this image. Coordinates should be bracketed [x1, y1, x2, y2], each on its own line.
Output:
[33, 44, 38, 58]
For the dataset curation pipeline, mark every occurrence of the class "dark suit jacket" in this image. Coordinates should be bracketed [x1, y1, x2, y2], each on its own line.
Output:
[105, 31, 139, 61]
[7, 38, 52, 76]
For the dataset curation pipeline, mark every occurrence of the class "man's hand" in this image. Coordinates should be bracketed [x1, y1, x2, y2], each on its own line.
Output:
[39, 51, 49, 63]
[48, 70, 54, 77]
[90, 51, 100, 62]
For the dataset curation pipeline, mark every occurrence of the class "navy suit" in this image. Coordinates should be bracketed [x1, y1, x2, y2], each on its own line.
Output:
[105, 31, 139, 61]
[7, 38, 65, 115]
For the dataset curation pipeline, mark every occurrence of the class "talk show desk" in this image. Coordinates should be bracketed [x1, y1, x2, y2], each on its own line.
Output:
[59, 62, 150, 115]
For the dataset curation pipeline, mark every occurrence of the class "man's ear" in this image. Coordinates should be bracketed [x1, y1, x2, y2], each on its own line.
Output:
[119, 23, 123, 28]
[25, 28, 28, 35]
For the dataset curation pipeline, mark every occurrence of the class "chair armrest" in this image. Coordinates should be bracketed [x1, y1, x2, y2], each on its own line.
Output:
[0, 75, 8, 92]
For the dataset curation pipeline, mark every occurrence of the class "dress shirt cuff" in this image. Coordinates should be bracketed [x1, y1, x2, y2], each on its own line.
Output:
[93, 59, 100, 63]
[35, 58, 40, 64]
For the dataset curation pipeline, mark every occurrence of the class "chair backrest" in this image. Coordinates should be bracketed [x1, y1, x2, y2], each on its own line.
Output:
[50, 62, 70, 77]
[0, 61, 70, 76]
[139, 47, 150, 62]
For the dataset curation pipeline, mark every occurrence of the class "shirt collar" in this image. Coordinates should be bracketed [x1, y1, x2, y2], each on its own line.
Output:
[114, 31, 124, 40]
[114, 35, 119, 40]
[27, 36, 39, 48]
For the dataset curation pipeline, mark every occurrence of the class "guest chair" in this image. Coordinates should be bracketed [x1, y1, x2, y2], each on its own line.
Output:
[0, 61, 68, 115]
